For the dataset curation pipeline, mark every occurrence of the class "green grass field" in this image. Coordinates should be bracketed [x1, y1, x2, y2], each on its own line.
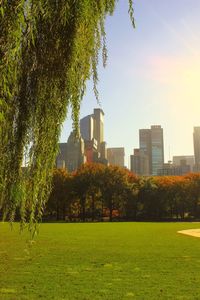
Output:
[1, 222, 200, 300]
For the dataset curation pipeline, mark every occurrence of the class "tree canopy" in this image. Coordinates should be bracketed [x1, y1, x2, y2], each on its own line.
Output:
[0, 1, 134, 227]
[46, 166, 200, 222]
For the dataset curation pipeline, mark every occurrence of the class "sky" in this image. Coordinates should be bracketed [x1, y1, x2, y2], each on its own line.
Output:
[60, 0, 200, 167]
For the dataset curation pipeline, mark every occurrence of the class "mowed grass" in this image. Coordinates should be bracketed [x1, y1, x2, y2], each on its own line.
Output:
[1, 223, 200, 300]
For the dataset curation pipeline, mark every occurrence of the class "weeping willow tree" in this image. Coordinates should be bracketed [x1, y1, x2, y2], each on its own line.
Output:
[0, 0, 134, 228]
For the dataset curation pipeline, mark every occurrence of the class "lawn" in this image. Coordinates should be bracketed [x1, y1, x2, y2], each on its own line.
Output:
[1, 222, 200, 300]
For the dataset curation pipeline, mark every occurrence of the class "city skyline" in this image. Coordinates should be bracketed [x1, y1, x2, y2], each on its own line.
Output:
[60, 0, 200, 166]
[59, 107, 198, 174]
[61, 106, 197, 168]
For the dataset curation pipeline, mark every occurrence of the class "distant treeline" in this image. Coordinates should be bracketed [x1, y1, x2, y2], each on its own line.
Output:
[44, 163, 200, 222]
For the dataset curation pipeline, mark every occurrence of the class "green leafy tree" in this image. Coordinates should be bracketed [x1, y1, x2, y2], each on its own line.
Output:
[137, 177, 159, 220]
[46, 168, 72, 221]
[100, 165, 133, 221]
[168, 176, 189, 219]
[0, 1, 135, 226]
[185, 173, 200, 218]
[153, 176, 175, 220]
[72, 163, 105, 221]
[123, 179, 139, 220]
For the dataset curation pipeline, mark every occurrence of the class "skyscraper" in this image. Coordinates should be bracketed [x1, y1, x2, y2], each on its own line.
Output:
[56, 108, 107, 172]
[80, 115, 94, 141]
[130, 148, 149, 175]
[107, 148, 125, 167]
[136, 125, 164, 175]
[80, 108, 107, 165]
[139, 129, 152, 174]
[56, 131, 86, 172]
[173, 155, 194, 172]
[80, 108, 104, 148]
[93, 108, 104, 152]
[193, 127, 200, 172]
[151, 125, 164, 175]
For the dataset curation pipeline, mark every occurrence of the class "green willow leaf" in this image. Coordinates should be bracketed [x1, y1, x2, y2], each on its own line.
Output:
[0, 0, 135, 232]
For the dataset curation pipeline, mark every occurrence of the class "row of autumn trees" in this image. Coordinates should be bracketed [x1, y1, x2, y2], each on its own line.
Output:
[44, 163, 200, 222]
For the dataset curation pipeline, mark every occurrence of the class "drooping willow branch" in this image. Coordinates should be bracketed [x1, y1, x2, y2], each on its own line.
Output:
[0, 0, 135, 228]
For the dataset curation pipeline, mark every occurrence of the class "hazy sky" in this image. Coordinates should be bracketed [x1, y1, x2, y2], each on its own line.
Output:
[60, 0, 200, 167]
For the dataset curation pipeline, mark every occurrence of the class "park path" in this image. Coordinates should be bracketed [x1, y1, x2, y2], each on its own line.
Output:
[178, 228, 200, 238]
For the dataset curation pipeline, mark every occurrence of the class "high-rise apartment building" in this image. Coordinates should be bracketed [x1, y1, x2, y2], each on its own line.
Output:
[80, 108, 107, 165]
[139, 129, 152, 174]
[158, 160, 190, 176]
[80, 115, 94, 141]
[173, 155, 194, 172]
[93, 108, 104, 151]
[56, 143, 67, 169]
[107, 147, 125, 167]
[193, 127, 200, 172]
[56, 108, 107, 171]
[151, 125, 164, 175]
[133, 125, 164, 175]
[100, 141, 107, 160]
[130, 148, 149, 175]
[56, 131, 86, 172]
[80, 109, 104, 148]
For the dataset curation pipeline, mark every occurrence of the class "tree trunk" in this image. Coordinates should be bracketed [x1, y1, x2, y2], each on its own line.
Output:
[109, 208, 113, 222]
[56, 202, 60, 221]
[91, 193, 95, 221]
[62, 203, 66, 221]
[101, 199, 104, 222]
[81, 196, 86, 222]
[109, 200, 113, 222]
